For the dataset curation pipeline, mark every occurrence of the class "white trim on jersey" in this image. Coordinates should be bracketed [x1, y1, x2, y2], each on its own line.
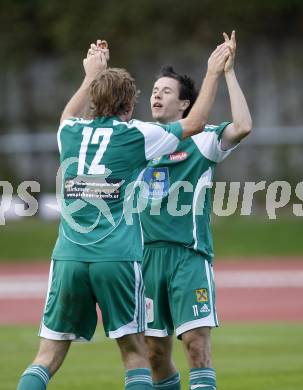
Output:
[192, 130, 238, 163]
[192, 168, 213, 251]
[126, 168, 146, 252]
[113, 119, 180, 160]
[57, 127, 63, 153]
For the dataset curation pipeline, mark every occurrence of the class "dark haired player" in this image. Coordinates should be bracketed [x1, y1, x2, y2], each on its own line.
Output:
[141, 31, 252, 390]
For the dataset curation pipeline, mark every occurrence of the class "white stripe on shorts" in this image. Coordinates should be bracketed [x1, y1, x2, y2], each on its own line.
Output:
[176, 259, 218, 337]
[108, 261, 145, 338]
[39, 260, 89, 342]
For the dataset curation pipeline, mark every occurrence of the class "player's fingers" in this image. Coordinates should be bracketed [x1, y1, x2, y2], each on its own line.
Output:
[100, 40, 108, 49]
[223, 32, 229, 43]
[215, 43, 226, 51]
[103, 49, 110, 61]
[217, 47, 230, 62]
[226, 46, 233, 56]
[213, 43, 228, 57]
[224, 49, 231, 60]
[231, 30, 236, 46]
[211, 43, 225, 54]
[98, 51, 107, 66]
[87, 43, 95, 55]
[211, 43, 226, 57]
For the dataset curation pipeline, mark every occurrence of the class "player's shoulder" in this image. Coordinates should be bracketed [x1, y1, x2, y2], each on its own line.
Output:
[59, 117, 94, 131]
[203, 122, 230, 135]
[128, 119, 167, 132]
[192, 122, 230, 142]
[190, 122, 232, 162]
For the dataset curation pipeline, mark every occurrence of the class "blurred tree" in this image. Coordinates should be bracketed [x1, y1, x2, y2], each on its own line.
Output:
[0, 0, 302, 67]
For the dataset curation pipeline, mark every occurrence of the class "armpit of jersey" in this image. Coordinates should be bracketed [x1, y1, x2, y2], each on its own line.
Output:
[129, 119, 182, 161]
[192, 129, 238, 163]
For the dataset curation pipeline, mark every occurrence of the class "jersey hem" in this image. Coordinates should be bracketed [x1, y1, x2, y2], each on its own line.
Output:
[143, 241, 214, 262]
[51, 256, 143, 262]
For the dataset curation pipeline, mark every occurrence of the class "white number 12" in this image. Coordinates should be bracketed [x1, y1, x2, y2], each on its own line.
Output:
[77, 127, 113, 175]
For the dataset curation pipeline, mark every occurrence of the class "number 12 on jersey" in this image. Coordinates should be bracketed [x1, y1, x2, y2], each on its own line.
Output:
[77, 127, 113, 175]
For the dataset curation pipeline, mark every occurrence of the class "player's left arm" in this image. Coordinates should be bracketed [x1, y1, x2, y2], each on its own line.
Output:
[60, 40, 109, 125]
[221, 31, 252, 150]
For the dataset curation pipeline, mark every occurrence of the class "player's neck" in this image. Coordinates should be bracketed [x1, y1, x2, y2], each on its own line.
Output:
[156, 114, 183, 124]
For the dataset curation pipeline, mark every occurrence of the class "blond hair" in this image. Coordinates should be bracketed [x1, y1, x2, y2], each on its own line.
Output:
[89, 68, 139, 117]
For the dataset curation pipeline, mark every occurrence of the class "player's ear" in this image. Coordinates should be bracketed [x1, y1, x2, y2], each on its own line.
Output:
[180, 100, 190, 112]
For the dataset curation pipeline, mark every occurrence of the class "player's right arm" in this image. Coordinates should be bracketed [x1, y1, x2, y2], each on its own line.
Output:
[178, 43, 230, 139]
[220, 31, 252, 150]
[60, 40, 109, 125]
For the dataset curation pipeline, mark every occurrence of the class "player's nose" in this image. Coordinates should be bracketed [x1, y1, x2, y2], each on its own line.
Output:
[154, 89, 163, 98]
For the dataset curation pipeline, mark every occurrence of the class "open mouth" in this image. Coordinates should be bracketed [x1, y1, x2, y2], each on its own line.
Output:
[153, 102, 163, 108]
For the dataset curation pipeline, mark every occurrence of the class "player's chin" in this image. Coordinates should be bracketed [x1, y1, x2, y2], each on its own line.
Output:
[151, 109, 164, 122]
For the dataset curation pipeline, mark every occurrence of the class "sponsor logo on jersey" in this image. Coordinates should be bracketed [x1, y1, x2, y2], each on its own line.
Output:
[64, 177, 122, 201]
[169, 151, 188, 161]
[196, 288, 208, 302]
[142, 167, 170, 199]
[153, 171, 165, 181]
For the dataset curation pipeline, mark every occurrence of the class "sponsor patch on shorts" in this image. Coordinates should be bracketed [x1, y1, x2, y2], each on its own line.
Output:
[146, 297, 154, 323]
[196, 288, 208, 303]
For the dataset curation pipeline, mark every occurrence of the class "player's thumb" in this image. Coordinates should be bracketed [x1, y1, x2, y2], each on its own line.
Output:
[99, 51, 107, 67]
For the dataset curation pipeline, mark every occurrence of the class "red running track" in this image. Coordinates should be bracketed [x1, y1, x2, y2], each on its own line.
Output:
[0, 258, 302, 324]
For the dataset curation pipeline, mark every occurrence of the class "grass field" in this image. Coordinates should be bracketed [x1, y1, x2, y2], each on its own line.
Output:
[2, 323, 302, 390]
[0, 216, 302, 261]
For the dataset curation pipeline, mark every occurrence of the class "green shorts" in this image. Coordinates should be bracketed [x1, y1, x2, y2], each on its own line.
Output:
[39, 260, 145, 341]
[142, 244, 218, 338]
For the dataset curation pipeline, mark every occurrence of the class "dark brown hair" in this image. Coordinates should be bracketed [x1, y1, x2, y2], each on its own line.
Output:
[156, 66, 197, 118]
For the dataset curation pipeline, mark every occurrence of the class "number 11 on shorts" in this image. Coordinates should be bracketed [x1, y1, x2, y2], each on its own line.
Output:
[192, 304, 199, 317]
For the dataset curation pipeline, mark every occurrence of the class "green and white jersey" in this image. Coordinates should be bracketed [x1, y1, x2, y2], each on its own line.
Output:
[52, 116, 183, 262]
[140, 122, 236, 263]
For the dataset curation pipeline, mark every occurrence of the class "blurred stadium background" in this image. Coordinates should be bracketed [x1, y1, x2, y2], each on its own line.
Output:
[0, 1, 302, 389]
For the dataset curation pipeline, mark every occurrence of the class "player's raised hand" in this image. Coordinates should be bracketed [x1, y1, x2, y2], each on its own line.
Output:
[96, 39, 110, 61]
[87, 40, 110, 61]
[222, 30, 236, 73]
[83, 43, 108, 79]
[207, 43, 230, 77]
